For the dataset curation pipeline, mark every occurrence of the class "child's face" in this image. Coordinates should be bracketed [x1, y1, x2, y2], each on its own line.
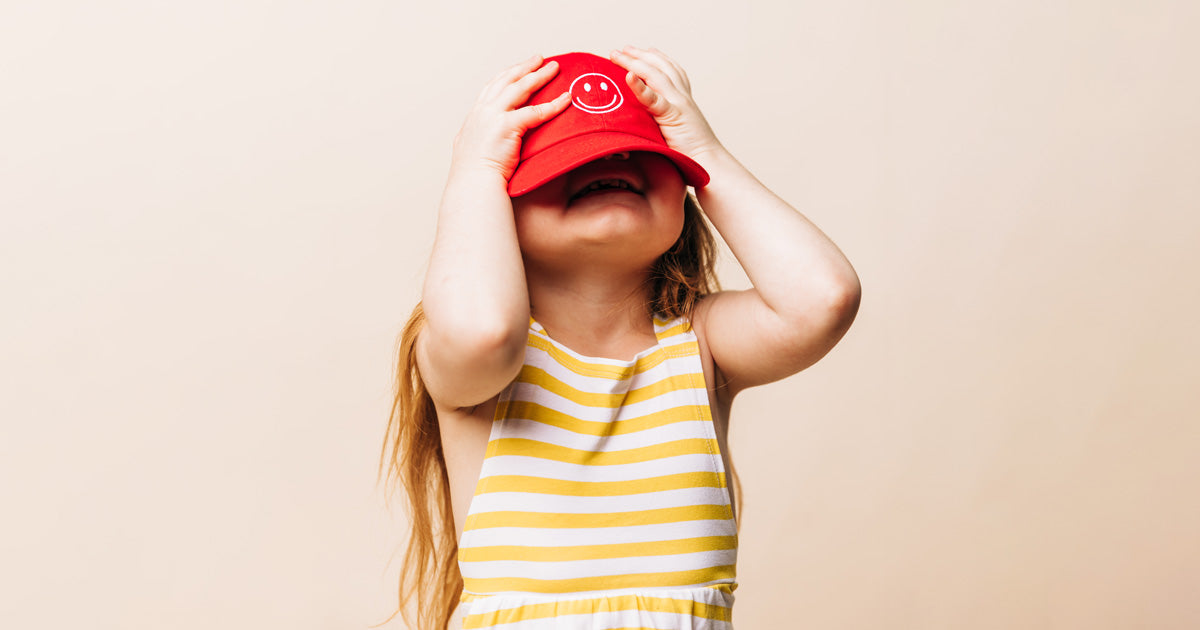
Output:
[511, 151, 687, 273]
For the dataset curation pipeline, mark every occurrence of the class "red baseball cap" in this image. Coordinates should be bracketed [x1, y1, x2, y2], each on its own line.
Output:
[508, 52, 710, 197]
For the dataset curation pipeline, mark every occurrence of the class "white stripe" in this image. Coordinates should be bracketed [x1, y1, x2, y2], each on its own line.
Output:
[508, 386, 709, 423]
[478, 453, 721, 482]
[461, 550, 736, 582]
[461, 520, 738, 548]
[490, 418, 714, 452]
[464, 486, 731, 515]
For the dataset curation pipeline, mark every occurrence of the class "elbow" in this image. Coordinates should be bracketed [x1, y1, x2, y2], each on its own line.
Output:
[767, 275, 861, 336]
[768, 278, 861, 354]
[467, 317, 529, 364]
[828, 276, 861, 320]
[426, 310, 529, 369]
[822, 277, 862, 338]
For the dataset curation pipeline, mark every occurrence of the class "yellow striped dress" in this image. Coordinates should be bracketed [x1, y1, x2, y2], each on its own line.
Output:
[456, 312, 739, 629]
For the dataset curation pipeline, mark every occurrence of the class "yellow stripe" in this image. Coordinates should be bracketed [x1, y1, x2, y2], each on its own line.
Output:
[516, 367, 699, 408]
[462, 565, 737, 595]
[477, 471, 728, 496]
[464, 503, 733, 530]
[524, 335, 699, 380]
[526, 335, 651, 379]
[458, 535, 737, 562]
[488, 437, 718, 466]
[656, 320, 694, 340]
[501, 400, 711, 434]
[461, 589, 729, 628]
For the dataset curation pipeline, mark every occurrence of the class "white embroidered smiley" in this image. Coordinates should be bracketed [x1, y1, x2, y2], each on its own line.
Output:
[568, 72, 623, 114]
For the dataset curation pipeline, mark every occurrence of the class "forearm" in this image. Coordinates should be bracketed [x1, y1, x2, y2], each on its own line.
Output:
[422, 167, 531, 344]
[694, 147, 860, 317]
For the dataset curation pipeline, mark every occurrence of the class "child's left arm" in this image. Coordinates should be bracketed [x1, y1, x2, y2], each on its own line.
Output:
[612, 46, 862, 400]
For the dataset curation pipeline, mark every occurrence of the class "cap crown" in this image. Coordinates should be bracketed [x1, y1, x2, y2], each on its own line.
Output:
[520, 53, 667, 163]
[507, 52, 709, 196]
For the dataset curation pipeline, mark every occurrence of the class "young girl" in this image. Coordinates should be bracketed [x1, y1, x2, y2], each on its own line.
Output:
[380, 47, 861, 630]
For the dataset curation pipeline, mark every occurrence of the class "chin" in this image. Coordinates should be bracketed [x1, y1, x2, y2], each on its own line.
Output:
[522, 227, 677, 271]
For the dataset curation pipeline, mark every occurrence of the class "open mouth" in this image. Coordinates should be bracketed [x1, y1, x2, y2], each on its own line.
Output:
[569, 177, 643, 203]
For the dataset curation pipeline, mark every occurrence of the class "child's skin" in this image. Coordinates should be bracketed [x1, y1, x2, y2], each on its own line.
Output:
[418, 46, 861, 543]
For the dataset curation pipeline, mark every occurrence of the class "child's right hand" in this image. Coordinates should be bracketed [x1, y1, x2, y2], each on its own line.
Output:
[449, 55, 572, 184]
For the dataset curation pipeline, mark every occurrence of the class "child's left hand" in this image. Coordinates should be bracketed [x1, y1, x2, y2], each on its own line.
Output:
[610, 46, 726, 166]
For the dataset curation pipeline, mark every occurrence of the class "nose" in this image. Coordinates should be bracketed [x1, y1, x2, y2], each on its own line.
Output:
[603, 151, 631, 161]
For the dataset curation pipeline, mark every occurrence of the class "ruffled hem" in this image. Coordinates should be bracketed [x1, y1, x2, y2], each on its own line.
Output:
[459, 583, 736, 629]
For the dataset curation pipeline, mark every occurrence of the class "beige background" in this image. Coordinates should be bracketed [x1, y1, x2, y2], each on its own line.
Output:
[2, 0, 1197, 628]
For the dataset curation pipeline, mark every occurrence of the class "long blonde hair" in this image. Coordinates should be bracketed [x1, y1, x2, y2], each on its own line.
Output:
[375, 192, 742, 630]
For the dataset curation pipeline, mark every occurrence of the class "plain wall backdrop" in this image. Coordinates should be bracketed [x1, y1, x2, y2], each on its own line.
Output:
[2, 1, 1197, 628]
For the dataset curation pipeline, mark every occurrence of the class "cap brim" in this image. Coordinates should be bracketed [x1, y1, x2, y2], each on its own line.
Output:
[508, 131, 710, 197]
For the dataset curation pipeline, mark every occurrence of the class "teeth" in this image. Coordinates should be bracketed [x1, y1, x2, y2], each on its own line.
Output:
[583, 178, 633, 193]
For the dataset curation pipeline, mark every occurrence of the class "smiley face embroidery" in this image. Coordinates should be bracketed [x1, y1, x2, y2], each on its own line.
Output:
[568, 72, 624, 114]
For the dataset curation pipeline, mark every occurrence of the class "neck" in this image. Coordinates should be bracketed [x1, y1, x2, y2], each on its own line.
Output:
[524, 262, 658, 354]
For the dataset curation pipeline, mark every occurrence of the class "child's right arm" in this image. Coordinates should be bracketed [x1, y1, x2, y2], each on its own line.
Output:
[417, 55, 571, 410]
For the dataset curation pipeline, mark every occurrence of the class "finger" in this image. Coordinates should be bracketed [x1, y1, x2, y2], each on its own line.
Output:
[624, 71, 671, 117]
[479, 54, 544, 103]
[644, 46, 691, 92]
[478, 54, 540, 103]
[617, 46, 685, 92]
[497, 60, 561, 109]
[611, 49, 680, 98]
[509, 91, 571, 131]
